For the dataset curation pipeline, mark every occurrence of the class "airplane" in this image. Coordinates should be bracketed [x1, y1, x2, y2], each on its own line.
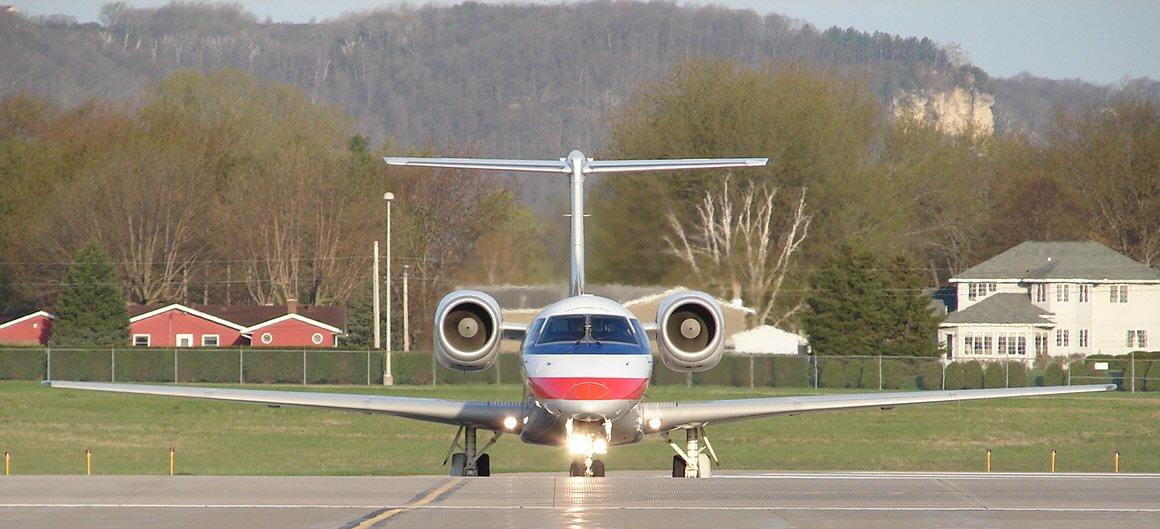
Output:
[46, 150, 1115, 478]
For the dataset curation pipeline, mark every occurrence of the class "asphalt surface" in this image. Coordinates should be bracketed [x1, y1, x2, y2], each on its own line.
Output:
[1, 472, 1157, 528]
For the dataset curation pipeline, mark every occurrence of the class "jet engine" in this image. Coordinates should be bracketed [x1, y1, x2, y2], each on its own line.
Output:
[655, 291, 725, 373]
[433, 290, 503, 371]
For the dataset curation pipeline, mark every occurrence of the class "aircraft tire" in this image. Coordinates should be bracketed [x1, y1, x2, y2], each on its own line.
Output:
[569, 460, 585, 477]
[477, 454, 491, 477]
[450, 453, 466, 476]
[591, 459, 605, 477]
[672, 455, 685, 478]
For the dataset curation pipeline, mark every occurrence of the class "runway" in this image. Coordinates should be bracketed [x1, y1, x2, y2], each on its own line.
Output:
[1, 472, 1157, 529]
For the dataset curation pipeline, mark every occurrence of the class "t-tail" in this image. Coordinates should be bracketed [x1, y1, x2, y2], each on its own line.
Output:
[384, 150, 768, 297]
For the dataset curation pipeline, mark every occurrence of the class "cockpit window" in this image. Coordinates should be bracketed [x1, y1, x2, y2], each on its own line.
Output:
[538, 315, 587, 344]
[589, 316, 636, 344]
[537, 314, 638, 345]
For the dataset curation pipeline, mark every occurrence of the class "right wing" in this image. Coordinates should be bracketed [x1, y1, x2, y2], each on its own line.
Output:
[43, 381, 524, 431]
[641, 384, 1116, 430]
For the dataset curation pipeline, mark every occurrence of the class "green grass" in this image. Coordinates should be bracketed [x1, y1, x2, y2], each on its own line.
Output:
[0, 382, 1155, 476]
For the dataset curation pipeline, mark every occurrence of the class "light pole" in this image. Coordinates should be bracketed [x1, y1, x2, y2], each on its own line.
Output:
[383, 191, 395, 386]
[403, 264, 410, 352]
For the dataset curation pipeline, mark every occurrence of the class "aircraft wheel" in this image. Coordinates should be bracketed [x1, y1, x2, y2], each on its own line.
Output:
[591, 459, 605, 477]
[450, 453, 466, 476]
[476, 454, 491, 477]
[671, 455, 685, 478]
[569, 459, 585, 477]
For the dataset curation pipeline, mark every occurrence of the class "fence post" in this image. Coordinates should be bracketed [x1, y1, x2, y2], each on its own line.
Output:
[366, 350, 371, 386]
[941, 361, 946, 390]
[813, 355, 819, 389]
[302, 349, 307, 385]
[877, 354, 882, 391]
[111, 347, 116, 383]
[1005, 359, 1010, 388]
[749, 355, 755, 388]
[1130, 351, 1135, 393]
[239, 349, 244, 384]
[174, 349, 179, 383]
[46, 347, 51, 381]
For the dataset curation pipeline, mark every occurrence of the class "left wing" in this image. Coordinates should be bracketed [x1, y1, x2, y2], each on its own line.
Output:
[640, 384, 1116, 430]
[43, 381, 524, 431]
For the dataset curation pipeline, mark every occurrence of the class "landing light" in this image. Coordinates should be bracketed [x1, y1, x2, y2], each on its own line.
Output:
[503, 416, 518, 430]
[592, 438, 608, 454]
[647, 418, 662, 430]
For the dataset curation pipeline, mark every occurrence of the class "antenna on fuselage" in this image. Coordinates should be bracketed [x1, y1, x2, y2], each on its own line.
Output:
[383, 150, 768, 298]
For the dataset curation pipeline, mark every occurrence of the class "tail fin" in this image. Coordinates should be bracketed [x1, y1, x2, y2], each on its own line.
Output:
[384, 150, 767, 297]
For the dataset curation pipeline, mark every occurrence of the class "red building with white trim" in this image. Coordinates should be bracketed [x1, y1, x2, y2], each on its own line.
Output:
[127, 303, 345, 348]
[0, 311, 54, 346]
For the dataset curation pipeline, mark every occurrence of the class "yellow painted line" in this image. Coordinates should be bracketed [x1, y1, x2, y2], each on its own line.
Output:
[351, 478, 464, 529]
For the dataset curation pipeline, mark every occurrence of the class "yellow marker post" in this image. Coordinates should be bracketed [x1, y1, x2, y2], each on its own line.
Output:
[86, 448, 92, 476]
[4, 451, 9, 476]
[986, 448, 991, 472]
[170, 448, 175, 477]
[1114, 451, 1120, 474]
[1050, 448, 1056, 473]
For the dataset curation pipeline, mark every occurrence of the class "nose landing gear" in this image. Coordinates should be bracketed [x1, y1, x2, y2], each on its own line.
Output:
[566, 418, 609, 477]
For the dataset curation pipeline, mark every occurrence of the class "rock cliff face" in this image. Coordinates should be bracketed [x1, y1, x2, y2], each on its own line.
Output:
[893, 87, 996, 133]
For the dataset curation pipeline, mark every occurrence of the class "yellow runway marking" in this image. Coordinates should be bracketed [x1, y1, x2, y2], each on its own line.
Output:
[351, 478, 464, 529]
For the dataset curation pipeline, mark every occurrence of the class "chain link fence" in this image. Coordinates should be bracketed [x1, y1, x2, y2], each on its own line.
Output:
[0, 348, 1154, 390]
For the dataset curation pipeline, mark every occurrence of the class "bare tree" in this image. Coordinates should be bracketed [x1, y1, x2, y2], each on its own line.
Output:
[665, 176, 811, 326]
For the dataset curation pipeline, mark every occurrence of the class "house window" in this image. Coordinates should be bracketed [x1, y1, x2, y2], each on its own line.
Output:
[176, 334, 194, 348]
[1033, 284, 1047, 303]
[1055, 329, 1069, 347]
[1055, 284, 1069, 302]
[202, 335, 220, 347]
[1110, 285, 1128, 303]
[968, 283, 978, 301]
[1034, 332, 1049, 356]
[1079, 284, 1090, 303]
[1127, 330, 1148, 348]
[133, 334, 150, 347]
[968, 282, 997, 301]
[1079, 329, 1089, 348]
[997, 333, 1027, 355]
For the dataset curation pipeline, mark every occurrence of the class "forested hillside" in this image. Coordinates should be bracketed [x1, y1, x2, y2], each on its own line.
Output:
[2, 2, 1159, 347]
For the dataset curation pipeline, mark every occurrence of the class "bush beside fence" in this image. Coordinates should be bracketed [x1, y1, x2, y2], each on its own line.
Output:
[1, 348, 1154, 389]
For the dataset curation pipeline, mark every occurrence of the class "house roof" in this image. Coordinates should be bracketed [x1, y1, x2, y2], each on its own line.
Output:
[953, 241, 1160, 282]
[0, 310, 53, 329]
[128, 304, 346, 331]
[239, 313, 344, 335]
[941, 293, 1055, 326]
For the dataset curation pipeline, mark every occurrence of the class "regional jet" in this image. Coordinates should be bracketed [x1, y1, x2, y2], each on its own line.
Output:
[47, 150, 1114, 478]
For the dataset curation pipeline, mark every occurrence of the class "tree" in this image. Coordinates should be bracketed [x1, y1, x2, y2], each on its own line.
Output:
[803, 244, 942, 357]
[664, 176, 810, 325]
[51, 240, 129, 347]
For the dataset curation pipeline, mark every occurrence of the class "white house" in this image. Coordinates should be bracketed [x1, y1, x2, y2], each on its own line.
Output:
[941, 241, 1160, 361]
[731, 325, 808, 355]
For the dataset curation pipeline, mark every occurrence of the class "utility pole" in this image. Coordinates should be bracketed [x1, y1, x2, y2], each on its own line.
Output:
[403, 264, 410, 352]
[373, 241, 380, 350]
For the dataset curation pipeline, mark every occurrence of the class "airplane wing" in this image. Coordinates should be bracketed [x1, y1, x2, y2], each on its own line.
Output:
[43, 381, 524, 431]
[384, 157, 569, 173]
[640, 384, 1116, 430]
[500, 321, 528, 341]
[585, 158, 768, 173]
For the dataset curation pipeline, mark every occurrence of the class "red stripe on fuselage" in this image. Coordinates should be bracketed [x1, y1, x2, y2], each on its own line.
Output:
[527, 377, 649, 401]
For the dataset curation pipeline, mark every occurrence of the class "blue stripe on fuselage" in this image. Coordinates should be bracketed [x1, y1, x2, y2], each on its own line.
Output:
[524, 342, 649, 355]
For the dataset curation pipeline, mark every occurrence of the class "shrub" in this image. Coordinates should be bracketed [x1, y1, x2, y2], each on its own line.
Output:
[962, 361, 984, 389]
[1144, 361, 1160, 391]
[1044, 363, 1066, 386]
[983, 362, 1007, 388]
[881, 360, 905, 389]
[844, 360, 864, 389]
[820, 360, 846, 388]
[944, 362, 964, 390]
[859, 359, 881, 389]
[1007, 362, 1028, 387]
[917, 362, 943, 390]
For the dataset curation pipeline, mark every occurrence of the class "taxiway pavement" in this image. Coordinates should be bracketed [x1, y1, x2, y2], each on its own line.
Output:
[1, 472, 1156, 528]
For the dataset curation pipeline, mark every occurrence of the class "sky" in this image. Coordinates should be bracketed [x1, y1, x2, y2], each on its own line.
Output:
[13, 0, 1160, 85]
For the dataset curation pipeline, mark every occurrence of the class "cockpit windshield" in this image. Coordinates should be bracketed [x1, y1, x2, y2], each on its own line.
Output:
[537, 314, 638, 345]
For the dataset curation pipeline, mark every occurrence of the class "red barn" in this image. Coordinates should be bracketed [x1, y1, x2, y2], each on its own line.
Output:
[127, 303, 345, 348]
[0, 311, 53, 346]
[128, 304, 248, 347]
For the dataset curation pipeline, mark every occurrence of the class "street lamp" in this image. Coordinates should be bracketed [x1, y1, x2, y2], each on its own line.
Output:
[383, 191, 395, 386]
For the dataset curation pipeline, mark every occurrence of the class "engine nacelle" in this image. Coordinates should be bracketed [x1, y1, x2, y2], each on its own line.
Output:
[433, 290, 503, 371]
[655, 291, 725, 373]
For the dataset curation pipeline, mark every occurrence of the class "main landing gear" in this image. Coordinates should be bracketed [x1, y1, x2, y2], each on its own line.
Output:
[445, 425, 502, 477]
[664, 427, 718, 478]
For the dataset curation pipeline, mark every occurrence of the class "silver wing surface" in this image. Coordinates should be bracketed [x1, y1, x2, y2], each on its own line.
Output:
[640, 384, 1116, 430]
[44, 381, 523, 430]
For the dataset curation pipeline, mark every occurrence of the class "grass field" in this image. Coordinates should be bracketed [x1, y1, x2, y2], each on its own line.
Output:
[0, 381, 1155, 476]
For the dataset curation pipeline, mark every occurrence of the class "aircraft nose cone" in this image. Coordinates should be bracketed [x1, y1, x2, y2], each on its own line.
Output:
[563, 381, 609, 400]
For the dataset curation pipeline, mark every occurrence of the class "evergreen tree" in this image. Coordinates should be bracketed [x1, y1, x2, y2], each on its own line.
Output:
[51, 240, 128, 347]
[803, 244, 942, 357]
